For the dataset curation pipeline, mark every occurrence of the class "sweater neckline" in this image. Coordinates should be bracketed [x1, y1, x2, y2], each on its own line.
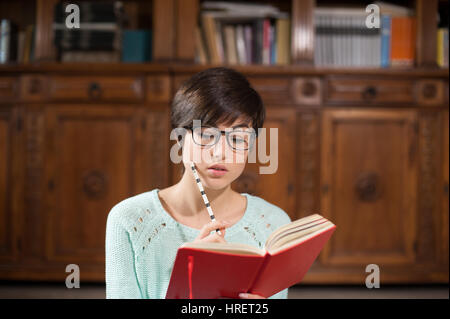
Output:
[152, 188, 252, 236]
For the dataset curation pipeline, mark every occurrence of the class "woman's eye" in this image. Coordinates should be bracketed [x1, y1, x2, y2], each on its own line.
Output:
[232, 136, 247, 144]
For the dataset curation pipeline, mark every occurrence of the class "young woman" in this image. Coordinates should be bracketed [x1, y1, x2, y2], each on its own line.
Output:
[105, 67, 291, 299]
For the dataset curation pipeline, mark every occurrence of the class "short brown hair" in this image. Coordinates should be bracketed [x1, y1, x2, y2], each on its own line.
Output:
[171, 67, 265, 136]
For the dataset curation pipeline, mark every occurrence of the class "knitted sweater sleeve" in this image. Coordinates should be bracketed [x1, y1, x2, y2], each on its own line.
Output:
[105, 205, 143, 299]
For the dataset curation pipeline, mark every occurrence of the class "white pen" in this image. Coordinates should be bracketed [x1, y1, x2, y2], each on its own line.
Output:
[190, 161, 222, 235]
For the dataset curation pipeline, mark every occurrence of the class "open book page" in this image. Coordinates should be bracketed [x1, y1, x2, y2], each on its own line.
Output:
[180, 241, 266, 256]
[264, 214, 335, 254]
[180, 214, 334, 256]
[266, 221, 335, 255]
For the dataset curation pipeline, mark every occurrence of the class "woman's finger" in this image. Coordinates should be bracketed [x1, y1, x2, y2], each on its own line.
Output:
[203, 232, 227, 243]
[239, 293, 266, 299]
[198, 220, 230, 239]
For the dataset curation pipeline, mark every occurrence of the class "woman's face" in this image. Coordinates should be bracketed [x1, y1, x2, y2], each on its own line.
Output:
[182, 118, 254, 190]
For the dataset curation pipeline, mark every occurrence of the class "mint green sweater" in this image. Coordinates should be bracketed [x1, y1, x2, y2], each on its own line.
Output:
[105, 188, 292, 299]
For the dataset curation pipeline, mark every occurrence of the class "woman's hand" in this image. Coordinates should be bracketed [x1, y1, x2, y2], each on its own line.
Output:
[238, 293, 266, 299]
[192, 220, 231, 243]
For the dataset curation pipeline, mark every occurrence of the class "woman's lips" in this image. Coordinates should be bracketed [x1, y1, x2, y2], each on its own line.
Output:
[207, 168, 228, 177]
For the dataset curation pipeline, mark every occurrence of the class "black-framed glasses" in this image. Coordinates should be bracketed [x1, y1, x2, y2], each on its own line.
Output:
[184, 125, 256, 151]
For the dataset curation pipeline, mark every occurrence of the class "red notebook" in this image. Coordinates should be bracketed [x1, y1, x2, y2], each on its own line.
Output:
[165, 214, 336, 299]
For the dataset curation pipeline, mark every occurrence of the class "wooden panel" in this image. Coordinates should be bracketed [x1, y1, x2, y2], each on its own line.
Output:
[153, 0, 176, 61]
[0, 77, 18, 102]
[325, 77, 415, 105]
[416, 111, 445, 267]
[48, 76, 144, 102]
[442, 110, 449, 267]
[35, 0, 58, 61]
[416, 79, 445, 106]
[20, 75, 47, 102]
[42, 105, 170, 275]
[248, 77, 294, 105]
[291, 77, 322, 106]
[146, 75, 171, 103]
[43, 106, 143, 265]
[232, 107, 297, 221]
[415, 0, 438, 67]
[22, 110, 45, 261]
[291, 0, 315, 65]
[297, 111, 320, 217]
[0, 109, 15, 262]
[321, 109, 418, 267]
[176, 0, 198, 62]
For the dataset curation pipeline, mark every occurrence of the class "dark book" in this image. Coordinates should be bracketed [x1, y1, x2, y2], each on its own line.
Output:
[54, 1, 119, 23]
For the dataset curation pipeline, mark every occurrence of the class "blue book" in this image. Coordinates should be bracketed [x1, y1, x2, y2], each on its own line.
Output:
[270, 20, 276, 64]
[122, 30, 152, 62]
[380, 15, 391, 68]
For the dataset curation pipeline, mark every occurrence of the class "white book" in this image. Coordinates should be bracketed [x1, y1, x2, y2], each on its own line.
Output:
[325, 15, 332, 66]
[53, 22, 118, 31]
[235, 25, 246, 64]
[374, 1, 414, 16]
[202, 1, 280, 15]
[223, 25, 238, 64]
[314, 14, 322, 66]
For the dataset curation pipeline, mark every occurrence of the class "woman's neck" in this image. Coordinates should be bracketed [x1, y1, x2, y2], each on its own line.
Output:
[171, 168, 234, 218]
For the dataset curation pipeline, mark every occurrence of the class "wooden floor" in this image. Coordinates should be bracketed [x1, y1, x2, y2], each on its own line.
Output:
[0, 282, 447, 299]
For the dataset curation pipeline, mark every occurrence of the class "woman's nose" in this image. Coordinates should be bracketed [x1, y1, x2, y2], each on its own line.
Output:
[211, 134, 227, 159]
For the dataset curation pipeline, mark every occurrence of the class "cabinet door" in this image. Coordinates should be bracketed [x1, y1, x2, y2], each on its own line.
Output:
[320, 109, 418, 267]
[441, 110, 449, 267]
[43, 105, 168, 279]
[0, 107, 20, 263]
[232, 107, 297, 220]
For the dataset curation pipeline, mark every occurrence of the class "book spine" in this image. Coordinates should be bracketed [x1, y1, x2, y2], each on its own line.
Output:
[270, 19, 276, 65]
[276, 18, 289, 65]
[254, 19, 263, 64]
[437, 28, 443, 67]
[381, 14, 391, 68]
[244, 24, 252, 64]
[236, 24, 246, 64]
[202, 15, 221, 64]
[444, 29, 449, 67]
[262, 19, 270, 65]
[0, 20, 10, 63]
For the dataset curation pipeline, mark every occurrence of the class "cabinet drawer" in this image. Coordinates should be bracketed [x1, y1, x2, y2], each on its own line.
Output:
[48, 76, 143, 102]
[325, 77, 414, 105]
[0, 77, 18, 102]
[248, 77, 294, 105]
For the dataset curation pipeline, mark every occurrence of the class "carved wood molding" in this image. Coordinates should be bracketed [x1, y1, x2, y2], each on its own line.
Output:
[417, 112, 440, 262]
[298, 112, 319, 215]
[147, 111, 168, 189]
[25, 111, 44, 257]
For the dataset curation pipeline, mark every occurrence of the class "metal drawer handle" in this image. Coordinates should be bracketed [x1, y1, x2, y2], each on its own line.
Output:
[88, 82, 102, 99]
[362, 86, 377, 100]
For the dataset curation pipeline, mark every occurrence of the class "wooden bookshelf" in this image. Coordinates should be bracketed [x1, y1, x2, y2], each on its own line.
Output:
[0, 0, 448, 285]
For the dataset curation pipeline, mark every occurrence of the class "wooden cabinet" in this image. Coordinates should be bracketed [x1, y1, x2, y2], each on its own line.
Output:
[0, 106, 20, 264]
[442, 110, 449, 268]
[42, 106, 143, 276]
[0, 65, 447, 284]
[37, 105, 169, 279]
[316, 109, 419, 282]
[0, 69, 172, 281]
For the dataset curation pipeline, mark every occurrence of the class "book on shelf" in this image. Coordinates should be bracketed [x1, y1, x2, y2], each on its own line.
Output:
[390, 16, 416, 67]
[437, 28, 449, 68]
[197, 1, 290, 65]
[165, 214, 336, 299]
[53, 1, 129, 63]
[0, 19, 35, 64]
[314, 3, 416, 68]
